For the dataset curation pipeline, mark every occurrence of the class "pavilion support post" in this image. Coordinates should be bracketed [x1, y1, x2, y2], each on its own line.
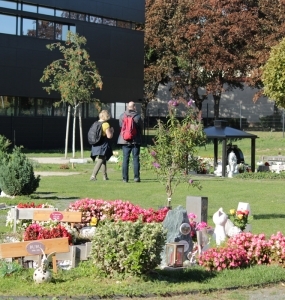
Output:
[222, 139, 227, 177]
[251, 138, 256, 172]
[214, 138, 218, 166]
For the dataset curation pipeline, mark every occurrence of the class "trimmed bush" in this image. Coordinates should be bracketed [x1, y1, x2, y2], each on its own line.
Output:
[90, 218, 166, 277]
[236, 171, 285, 179]
[0, 147, 40, 196]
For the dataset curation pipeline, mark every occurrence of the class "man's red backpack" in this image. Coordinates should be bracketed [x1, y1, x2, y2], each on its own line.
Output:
[121, 113, 137, 141]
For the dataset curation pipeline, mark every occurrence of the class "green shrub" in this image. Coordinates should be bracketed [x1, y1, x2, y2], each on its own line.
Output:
[0, 260, 23, 277]
[0, 147, 40, 196]
[0, 135, 11, 153]
[235, 171, 285, 180]
[90, 219, 166, 277]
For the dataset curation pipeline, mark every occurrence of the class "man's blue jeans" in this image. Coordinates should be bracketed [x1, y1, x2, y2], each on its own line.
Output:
[122, 144, 140, 182]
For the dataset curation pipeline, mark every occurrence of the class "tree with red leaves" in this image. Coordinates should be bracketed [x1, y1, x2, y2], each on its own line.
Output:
[144, 0, 265, 119]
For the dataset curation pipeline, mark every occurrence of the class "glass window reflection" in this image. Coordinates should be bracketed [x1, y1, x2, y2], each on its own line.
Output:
[90, 16, 102, 24]
[56, 10, 69, 18]
[37, 99, 53, 116]
[38, 20, 54, 39]
[18, 97, 35, 116]
[38, 6, 54, 16]
[0, 14, 16, 34]
[22, 18, 36, 36]
[55, 23, 68, 40]
[0, 96, 16, 116]
[0, 0, 17, 9]
[70, 12, 77, 19]
[22, 3, 37, 13]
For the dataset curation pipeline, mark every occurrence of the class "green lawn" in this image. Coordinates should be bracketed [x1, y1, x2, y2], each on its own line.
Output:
[1, 131, 285, 298]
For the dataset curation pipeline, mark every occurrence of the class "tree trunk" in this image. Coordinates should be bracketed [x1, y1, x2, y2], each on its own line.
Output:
[213, 94, 221, 120]
[72, 106, 77, 158]
[64, 105, 71, 159]
[79, 104, 84, 159]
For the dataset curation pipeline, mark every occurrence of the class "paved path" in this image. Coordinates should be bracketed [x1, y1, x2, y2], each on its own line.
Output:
[31, 157, 88, 177]
[30, 157, 88, 164]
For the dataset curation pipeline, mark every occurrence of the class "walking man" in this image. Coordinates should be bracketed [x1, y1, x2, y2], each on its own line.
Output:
[117, 101, 142, 183]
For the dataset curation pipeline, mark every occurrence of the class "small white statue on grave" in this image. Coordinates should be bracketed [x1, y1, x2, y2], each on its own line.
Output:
[212, 207, 228, 245]
[227, 151, 237, 178]
[214, 162, 223, 177]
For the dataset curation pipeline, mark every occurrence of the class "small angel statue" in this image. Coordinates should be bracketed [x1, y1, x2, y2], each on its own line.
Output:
[228, 151, 237, 178]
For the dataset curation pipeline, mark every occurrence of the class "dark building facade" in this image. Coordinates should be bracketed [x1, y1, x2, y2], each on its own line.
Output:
[0, 0, 144, 149]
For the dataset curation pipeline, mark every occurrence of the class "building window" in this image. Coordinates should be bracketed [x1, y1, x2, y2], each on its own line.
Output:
[70, 12, 78, 20]
[18, 97, 35, 116]
[0, 1, 139, 32]
[90, 16, 102, 24]
[38, 20, 54, 39]
[117, 20, 130, 29]
[56, 9, 69, 18]
[0, 0, 17, 9]
[22, 18, 36, 36]
[78, 13, 87, 21]
[37, 99, 53, 116]
[69, 25, 76, 34]
[0, 14, 16, 34]
[88, 101, 100, 118]
[54, 102, 67, 117]
[55, 23, 67, 40]
[102, 18, 116, 26]
[38, 6, 54, 16]
[0, 96, 16, 116]
[22, 3, 37, 13]
[113, 103, 126, 119]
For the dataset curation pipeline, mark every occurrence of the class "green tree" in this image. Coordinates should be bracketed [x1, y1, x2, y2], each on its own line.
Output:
[148, 100, 206, 207]
[0, 147, 40, 196]
[40, 31, 103, 158]
[261, 38, 285, 108]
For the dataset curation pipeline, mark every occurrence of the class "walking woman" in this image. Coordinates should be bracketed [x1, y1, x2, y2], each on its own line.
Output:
[90, 110, 114, 181]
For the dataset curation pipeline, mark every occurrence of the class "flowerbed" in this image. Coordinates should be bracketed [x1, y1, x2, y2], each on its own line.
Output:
[4, 200, 169, 245]
[23, 222, 73, 244]
[199, 231, 285, 271]
[67, 198, 169, 227]
[6, 202, 55, 230]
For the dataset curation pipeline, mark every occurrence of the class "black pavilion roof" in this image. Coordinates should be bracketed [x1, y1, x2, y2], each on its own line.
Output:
[203, 120, 258, 139]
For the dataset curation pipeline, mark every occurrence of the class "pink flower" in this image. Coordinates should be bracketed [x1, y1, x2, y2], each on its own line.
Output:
[188, 213, 197, 220]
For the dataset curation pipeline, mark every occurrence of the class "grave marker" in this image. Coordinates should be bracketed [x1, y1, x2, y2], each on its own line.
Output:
[237, 202, 252, 232]
[33, 210, 82, 225]
[186, 196, 208, 223]
[0, 237, 69, 272]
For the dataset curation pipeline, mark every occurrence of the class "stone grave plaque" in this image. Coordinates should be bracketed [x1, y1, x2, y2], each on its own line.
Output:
[160, 206, 193, 267]
[237, 202, 252, 232]
[186, 196, 208, 223]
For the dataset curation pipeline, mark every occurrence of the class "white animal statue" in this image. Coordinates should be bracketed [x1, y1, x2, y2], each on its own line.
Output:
[33, 249, 56, 284]
[212, 207, 228, 245]
[227, 151, 237, 178]
[225, 219, 241, 238]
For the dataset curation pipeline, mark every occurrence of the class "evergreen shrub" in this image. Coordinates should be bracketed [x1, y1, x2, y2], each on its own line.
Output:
[0, 147, 40, 196]
[90, 218, 166, 277]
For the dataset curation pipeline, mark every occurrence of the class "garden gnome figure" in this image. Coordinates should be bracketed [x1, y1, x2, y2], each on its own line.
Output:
[227, 151, 237, 178]
[212, 207, 228, 245]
